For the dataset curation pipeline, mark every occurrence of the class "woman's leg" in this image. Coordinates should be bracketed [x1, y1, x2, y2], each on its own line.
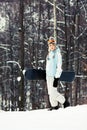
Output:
[47, 76, 58, 107]
[47, 76, 65, 107]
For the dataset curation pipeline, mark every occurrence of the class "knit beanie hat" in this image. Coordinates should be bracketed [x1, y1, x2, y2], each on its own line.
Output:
[48, 37, 56, 45]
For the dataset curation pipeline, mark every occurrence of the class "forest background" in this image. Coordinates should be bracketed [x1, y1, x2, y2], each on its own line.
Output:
[0, 0, 87, 111]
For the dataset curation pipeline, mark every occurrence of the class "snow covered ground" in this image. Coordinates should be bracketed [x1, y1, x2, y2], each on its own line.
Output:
[0, 104, 87, 130]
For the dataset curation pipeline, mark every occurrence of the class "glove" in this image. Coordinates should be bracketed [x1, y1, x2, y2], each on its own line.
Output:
[53, 78, 59, 88]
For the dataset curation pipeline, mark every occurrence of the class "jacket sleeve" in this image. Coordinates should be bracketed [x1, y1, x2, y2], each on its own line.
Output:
[55, 49, 62, 78]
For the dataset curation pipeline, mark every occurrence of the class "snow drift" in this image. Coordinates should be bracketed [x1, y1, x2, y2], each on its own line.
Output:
[0, 104, 87, 130]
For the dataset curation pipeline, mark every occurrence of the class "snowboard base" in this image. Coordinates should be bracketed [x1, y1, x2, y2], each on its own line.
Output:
[25, 69, 75, 82]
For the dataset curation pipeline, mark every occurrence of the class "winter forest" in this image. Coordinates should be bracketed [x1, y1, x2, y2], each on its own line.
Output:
[0, 0, 87, 111]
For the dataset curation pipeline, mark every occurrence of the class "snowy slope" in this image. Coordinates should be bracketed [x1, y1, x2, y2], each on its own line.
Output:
[0, 105, 87, 130]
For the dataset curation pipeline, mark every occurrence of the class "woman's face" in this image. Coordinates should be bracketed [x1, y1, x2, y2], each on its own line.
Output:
[48, 43, 56, 51]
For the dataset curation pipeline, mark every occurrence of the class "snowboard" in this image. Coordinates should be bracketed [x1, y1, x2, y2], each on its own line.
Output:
[25, 69, 75, 82]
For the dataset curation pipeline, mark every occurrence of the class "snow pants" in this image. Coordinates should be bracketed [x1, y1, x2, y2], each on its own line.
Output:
[46, 76, 65, 107]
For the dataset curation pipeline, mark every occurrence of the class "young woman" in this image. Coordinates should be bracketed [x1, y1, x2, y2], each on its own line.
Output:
[46, 37, 65, 110]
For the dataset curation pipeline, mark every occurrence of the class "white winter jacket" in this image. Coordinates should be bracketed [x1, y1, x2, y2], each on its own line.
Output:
[46, 47, 62, 78]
